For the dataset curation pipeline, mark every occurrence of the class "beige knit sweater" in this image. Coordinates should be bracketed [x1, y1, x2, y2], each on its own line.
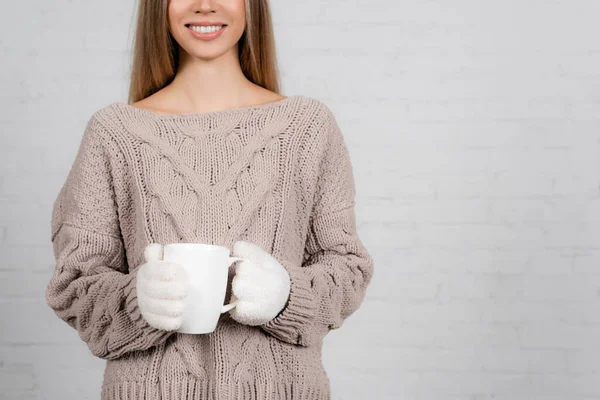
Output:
[45, 94, 374, 400]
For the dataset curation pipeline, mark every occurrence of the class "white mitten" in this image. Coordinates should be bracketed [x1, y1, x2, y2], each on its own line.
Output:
[228, 240, 291, 326]
[136, 243, 188, 331]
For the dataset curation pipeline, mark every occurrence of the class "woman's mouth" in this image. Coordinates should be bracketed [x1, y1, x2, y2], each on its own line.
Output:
[185, 24, 227, 41]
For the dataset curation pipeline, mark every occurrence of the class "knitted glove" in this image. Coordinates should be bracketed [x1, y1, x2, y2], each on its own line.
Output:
[228, 240, 291, 326]
[136, 243, 188, 331]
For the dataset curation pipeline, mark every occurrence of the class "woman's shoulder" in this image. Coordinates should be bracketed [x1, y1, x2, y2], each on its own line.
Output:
[289, 95, 341, 139]
[297, 95, 335, 117]
[67, 102, 139, 156]
[295, 96, 344, 140]
[79, 102, 126, 132]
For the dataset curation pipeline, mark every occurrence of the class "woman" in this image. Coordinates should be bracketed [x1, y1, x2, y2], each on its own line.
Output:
[45, 0, 374, 399]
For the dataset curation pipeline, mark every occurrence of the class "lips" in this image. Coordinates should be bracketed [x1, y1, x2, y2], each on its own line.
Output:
[185, 23, 227, 41]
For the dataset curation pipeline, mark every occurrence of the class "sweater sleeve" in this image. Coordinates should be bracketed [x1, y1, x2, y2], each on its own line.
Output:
[259, 108, 375, 347]
[45, 113, 176, 360]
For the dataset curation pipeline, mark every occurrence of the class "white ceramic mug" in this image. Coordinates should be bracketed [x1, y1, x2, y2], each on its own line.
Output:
[162, 243, 246, 334]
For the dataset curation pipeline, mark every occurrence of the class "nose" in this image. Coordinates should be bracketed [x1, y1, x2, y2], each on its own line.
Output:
[192, 0, 217, 13]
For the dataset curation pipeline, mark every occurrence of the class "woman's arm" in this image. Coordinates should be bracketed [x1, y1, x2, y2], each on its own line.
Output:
[45, 113, 176, 360]
[259, 107, 375, 347]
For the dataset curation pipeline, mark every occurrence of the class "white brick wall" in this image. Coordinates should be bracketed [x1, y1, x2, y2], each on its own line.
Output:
[1, 0, 599, 399]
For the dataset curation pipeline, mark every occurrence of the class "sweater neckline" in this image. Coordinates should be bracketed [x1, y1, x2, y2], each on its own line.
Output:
[114, 95, 303, 121]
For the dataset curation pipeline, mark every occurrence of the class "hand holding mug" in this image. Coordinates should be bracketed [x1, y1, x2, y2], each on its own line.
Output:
[228, 240, 291, 326]
[136, 243, 188, 331]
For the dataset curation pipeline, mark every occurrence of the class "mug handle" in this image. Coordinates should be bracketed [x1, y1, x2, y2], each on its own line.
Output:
[221, 257, 248, 313]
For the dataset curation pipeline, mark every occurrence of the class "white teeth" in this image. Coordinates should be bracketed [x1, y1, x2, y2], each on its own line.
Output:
[189, 25, 223, 34]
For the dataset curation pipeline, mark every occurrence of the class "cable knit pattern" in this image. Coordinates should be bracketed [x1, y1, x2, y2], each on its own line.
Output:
[45, 95, 374, 400]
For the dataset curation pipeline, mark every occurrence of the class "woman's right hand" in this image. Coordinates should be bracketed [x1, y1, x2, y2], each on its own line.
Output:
[136, 243, 188, 331]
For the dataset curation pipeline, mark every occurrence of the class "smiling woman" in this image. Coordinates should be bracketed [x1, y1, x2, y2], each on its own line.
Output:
[128, 0, 281, 111]
[45, 0, 374, 399]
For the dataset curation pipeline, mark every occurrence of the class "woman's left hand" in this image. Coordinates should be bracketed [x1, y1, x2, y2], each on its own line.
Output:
[228, 240, 291, 326]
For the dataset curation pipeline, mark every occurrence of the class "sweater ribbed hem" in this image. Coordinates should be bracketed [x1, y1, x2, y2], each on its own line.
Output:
[101, 377, 330, 400]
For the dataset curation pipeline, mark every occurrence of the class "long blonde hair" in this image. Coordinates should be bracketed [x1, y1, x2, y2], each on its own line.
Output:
[127, 0, 281, 104]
